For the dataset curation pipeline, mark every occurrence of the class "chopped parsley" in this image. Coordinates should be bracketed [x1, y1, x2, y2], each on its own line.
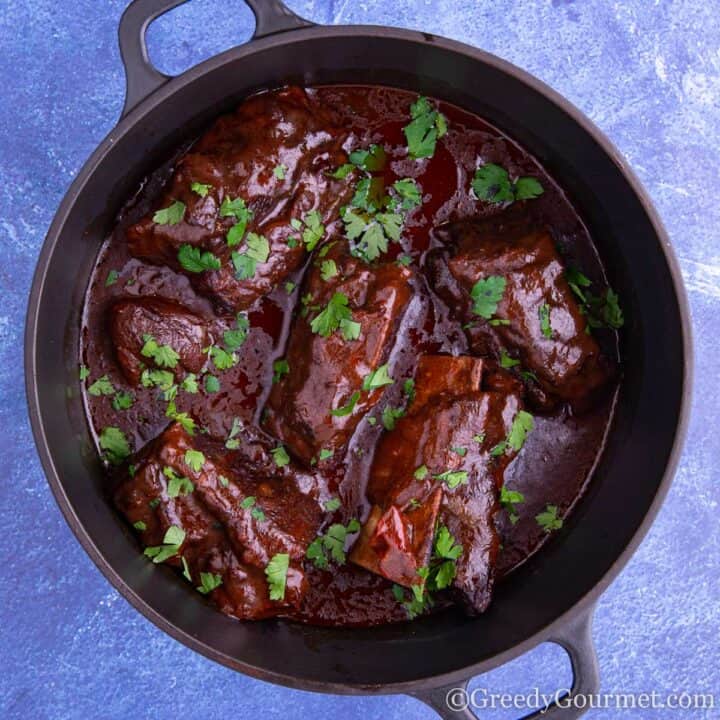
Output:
[105, 270, 119, 287]
[299, 210, 325, 251]
[403, 96, 448, 160]
[141, 334, 179, 369]
[144, 525, 185, 563]
[272, 358, 290, 384]
[499, 350, 520, 369]
[184, 449, 205, 473]
[362, 364, 394, 391]
[306, 519, 361, 569]
[79, 364, 90, 381]
[153, 200, 186, 225]
[231, 232, 270, 279]
[320, 259, 338, 281]
[133, 520, 147, 531]
[507, 410, 534, 451]
[434, 469, 469, 489]
[191, 182, 211, 197]
[197, 572, 223, 594]
[500, 486, 525, 525]
[180, 374, 198, 394]
[414, 465, 429, 480]
[223, 313, 250, 352]
[265, 553, 290, 601]
[381, 405, 405, 430]
[539, 303, 553, 339]
[99, 426, 131, 465]
[310, 292, 360, 340]
[225, 417, 242, 449]
[349, 144, 387, 172]
[271, 445, 290, 467]
[470, 275, 506, 319]
[204, 374, 220, 393]
[177, 244, 221, 273]
[164, 467, 194, 498]
[330, 391, 361, 417]
[472, 163, 544, 204]
[206, 345, 237, 371]
[273, 164, 287, 180]
[451, 446, 467, 457]
[319, 448, 334, 462]
[88, 375, 115, 396]
[112, 391, 134, 411]
[536, 504, 563, 532]
[324, 497, 341, 512]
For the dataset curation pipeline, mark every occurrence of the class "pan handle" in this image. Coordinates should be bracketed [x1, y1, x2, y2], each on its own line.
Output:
[410, 607, 600, 719]
[118, 0, 313, 117]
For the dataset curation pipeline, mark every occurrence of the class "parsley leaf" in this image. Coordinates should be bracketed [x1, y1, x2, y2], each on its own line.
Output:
[144, 525, 185, 564]
[349, 144, 387, 172]
[536, 504, 563, 532]
[88, 375, 115, 396]
[471, 276, 507, 319]
[391, 178, 422, 210]
[184, 449, 205, 473]
[472, 163, 544, 204]
[164, 467, 194, 498]
[508, 410, 534, 452]
[306, 519, 361, 569]
[206, 345, 237, 371]
[112, 391, 134, 411]
[434, 469, 469, 489]
[273, 164, 287, 180]
[362, 364, 394, 391]
[381, 405, 405, 430]
[320, 259, 338, 281]
[225, 417, 242, 449]
[191, 182, 211, 197]
[330, 163, 355, 179]
[141, 334, 180, 369]
[177, 244, 221, 273]
[204, 374, 220, 393]
[153, 200, 186, 225]
[499, 350, 520, 369]
[99, 427, 131, 465]
[403, 96, 448, 160]
[330, 391, 361, 417]
[414, 465, 429, 480]
[301, 211, 325, 251]
[223, 313, 250, 352]
[310, 292, 359, 339]
[324, 497, 341, 511]
[180, 374, 198, 394]
[500, 485, 525, 524]
[197, 572, 223, 594]
[271, 446, 290, 467]
[79, 364, 90, 381]
[231, 232, 269, 279]
[133, 521, 146, 532]
[265, 553, 290, 601]
[105, 270, 119, 287]
[272, 358, 289, 384]
[539, 303, 553, 339]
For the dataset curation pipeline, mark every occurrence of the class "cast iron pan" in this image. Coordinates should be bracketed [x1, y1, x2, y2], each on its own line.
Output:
[25, 1, 692, 717]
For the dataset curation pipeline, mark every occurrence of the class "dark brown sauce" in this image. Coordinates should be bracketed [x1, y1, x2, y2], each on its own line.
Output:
[81, 85, 618, 627]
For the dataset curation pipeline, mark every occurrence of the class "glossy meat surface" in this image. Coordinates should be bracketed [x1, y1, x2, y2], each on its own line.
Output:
[113, 422, 325, 620]
[264, 241, 413, 464]
[352, 355, 521, 612]
[429, 213, 613, 412]
[109, 297, 209, 385]
[126, 87, 353, 311]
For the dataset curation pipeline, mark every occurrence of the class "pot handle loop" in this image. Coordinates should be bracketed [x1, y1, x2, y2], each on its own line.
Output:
[411, 607, 600, 720]
[118, 0, 313, 117]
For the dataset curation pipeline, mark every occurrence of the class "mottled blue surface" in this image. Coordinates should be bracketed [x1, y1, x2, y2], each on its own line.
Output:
[2, 1, 718, 718]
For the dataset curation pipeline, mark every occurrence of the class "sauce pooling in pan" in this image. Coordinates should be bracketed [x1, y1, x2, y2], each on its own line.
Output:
[81, 86, 621, 626]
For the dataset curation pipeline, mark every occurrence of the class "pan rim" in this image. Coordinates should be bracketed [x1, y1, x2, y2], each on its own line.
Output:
[24, 23, 693, 694]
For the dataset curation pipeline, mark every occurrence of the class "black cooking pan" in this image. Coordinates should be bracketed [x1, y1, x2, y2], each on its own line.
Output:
[25, 1, 692, 717]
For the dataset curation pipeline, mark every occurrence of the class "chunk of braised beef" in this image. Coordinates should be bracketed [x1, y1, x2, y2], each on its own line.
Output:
[351, 355, 522, 614]
[109, 298, 209, 385]
[427, 213, 614, 413]
[126, 87, 354, 311]
[264, 241, 413, 465]
[113, 422, 324, 620]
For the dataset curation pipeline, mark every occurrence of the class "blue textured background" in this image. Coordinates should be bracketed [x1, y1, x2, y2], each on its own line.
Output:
[2, 1, 718, 718]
